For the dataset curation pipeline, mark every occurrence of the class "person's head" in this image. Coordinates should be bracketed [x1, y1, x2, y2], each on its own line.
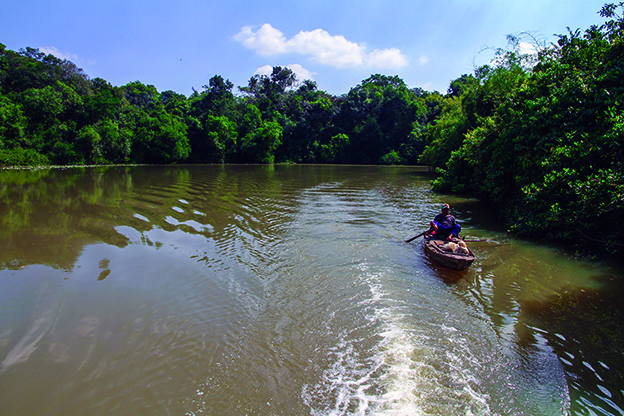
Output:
[441, 203, 450, 213]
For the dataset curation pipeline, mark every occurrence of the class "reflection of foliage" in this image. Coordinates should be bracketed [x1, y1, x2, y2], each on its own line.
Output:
[1, 164, 414, 272]
[0, 167, 52, 184]
[0, 167, 133, 270]
[0, 165, 304, 272]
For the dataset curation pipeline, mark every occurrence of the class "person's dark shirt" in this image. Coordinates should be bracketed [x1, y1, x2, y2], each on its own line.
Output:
[434, 213, 456, 229]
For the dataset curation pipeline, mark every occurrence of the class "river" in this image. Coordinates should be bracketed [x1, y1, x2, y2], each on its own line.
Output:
[0, 165, 622, 415]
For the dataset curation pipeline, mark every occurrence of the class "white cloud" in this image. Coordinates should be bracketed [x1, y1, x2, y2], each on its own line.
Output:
[235, 24, 407, 70]
[289, 29, 364, 68]
[234, 24, 287, 56]
[253, 64, 274, 76]
[39, 46, 79, 62]
[366, 48, 408, 69]
[286, 63, 314, 81]
[419, 55, 430, 65]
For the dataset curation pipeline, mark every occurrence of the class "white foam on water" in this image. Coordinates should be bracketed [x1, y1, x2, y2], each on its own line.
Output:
[303, 279, 494, 416]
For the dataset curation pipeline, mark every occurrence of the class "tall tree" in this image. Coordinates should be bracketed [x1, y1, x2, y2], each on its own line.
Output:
[240, 66, 297, 117]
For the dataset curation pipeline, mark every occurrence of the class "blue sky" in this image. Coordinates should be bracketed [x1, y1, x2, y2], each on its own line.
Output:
[0, 0, 608, 96]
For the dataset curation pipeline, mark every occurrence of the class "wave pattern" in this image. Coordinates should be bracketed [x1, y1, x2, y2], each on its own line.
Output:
[0, 166, 582, 416]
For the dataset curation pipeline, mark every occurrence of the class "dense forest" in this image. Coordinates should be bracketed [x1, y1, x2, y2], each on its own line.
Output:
[0, 50, 436, 167]
[1, 3, 623, 254]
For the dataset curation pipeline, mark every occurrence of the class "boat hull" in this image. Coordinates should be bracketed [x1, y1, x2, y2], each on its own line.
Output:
[423, 236, 475, 271]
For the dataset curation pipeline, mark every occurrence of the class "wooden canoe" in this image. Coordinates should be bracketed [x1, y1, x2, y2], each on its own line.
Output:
[423, 235, 476, 271]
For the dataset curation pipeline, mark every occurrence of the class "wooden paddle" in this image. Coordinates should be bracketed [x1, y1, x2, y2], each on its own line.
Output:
[405, 230, 427, 243]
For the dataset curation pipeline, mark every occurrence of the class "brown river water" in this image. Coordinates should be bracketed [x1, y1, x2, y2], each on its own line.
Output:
[0, 165, 622, 415]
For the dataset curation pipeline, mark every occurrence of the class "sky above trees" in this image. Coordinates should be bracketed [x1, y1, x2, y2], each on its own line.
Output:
[1, 0, 608, 96]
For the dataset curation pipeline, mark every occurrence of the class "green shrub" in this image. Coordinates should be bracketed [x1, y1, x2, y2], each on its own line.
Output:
[0, 147, 50, 166]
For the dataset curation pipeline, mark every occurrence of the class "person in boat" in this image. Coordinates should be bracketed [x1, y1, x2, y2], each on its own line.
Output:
[426, 203, 461, 241]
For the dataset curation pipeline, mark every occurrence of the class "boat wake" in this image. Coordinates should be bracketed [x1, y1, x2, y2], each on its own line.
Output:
[302, 278, 493, 416]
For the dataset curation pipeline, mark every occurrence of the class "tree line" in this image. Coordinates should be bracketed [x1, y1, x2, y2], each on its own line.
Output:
[0, 47, 439, 167]
[1, 3, 622, 254]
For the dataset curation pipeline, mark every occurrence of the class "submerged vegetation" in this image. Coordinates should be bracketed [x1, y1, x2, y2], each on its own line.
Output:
[0, 3, 623, 255]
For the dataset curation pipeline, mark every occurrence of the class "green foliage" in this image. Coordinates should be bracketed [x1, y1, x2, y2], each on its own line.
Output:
[145, 112, 190, 164]
[447, 74, 479, 97]
[335, 74, 429, 164]
[0, 94, 26, 147]
[240, 66, 297, 118]
[240, 120, 283, 163]
[194, 75, 237, 118]
[1, 46, 434, 166]
[319, 133, 350, 163]
[429, 3, 624, 254]
[380, 150, 406, 165]
[84, 78, 124, 123]
[276, 80, 336, 163]
[0, 146, 49, 166]
[201, 115, 238, 163]
[20, 85, 64, 125]
[98, 119, 132, 164]
[420, 96, 471, 168]
[76, 125, 102, 163]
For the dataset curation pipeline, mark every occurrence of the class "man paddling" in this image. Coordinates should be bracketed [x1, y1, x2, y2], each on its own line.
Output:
[427, 204, 461, 241]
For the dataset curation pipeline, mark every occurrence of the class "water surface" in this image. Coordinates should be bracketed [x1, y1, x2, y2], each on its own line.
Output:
[0, 165, 622, 415]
